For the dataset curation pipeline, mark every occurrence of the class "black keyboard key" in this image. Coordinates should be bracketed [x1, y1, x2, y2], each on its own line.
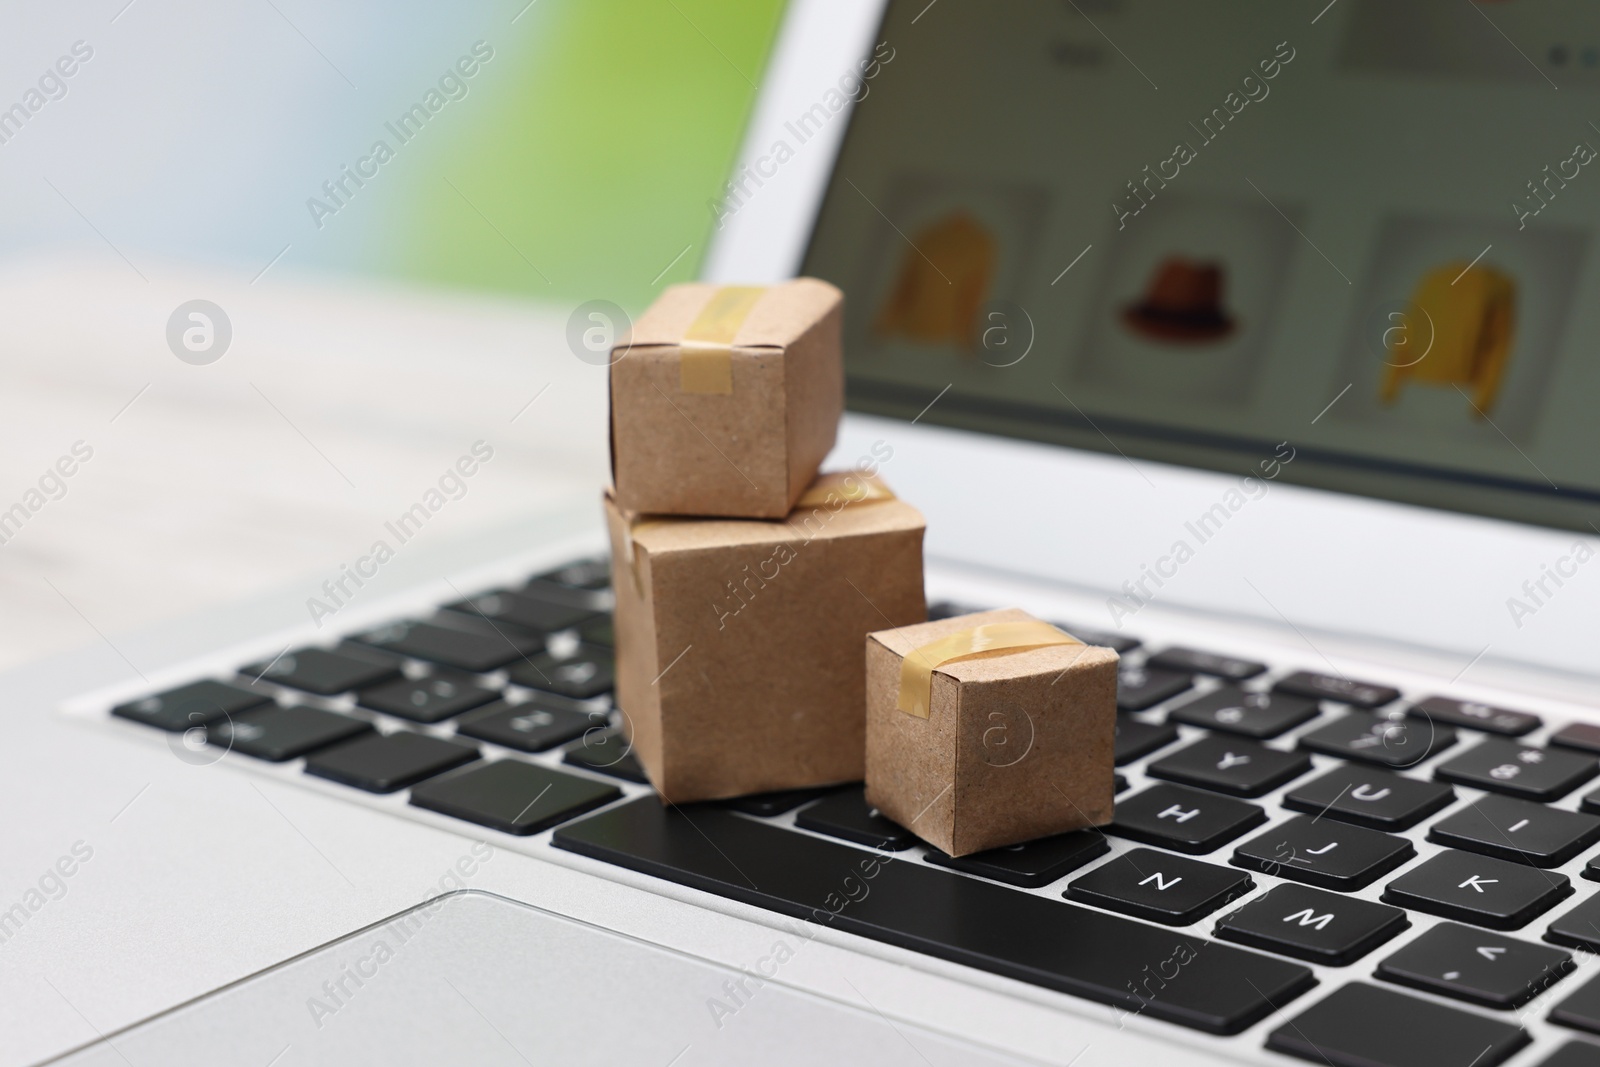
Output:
[1114, 773, 1129, 793]
[1215, 883, 1407, 965]
[241, 647, 397, 696]
[795, 788, 915, 851]
[358, 673, 499, 723]
[1216, 883, 1408, 966]
[1147, 647, 1264, 681]
[1233, 816, 1414, 891]
[1437, 739, 1598, 802]
[507, 643, 614, 699]
[1282, 765, 1455, 832]
[1382, 850, 1572, 930]
[304, 731, 479, 794]
[1114, 719, 1179, 765]
[206, 705, 371, 762]
[1266, 982, 1529, 1067]
[112, 680, 270, 731]
[1109, 784, 1266, 854]
[1066, 848, 1253, 925]
[530, 557, 609, 591]
[562, 729, 648, 783]
[1167, 686, 1319, 739]
[1557, 723, 1600, 756]
[1578, 787, 1600, 819]
[1299, 711, 1456, 769]
[410, 759, 620, 836]
[553, 799, 1315, 1034]
[1147, 736, 1312, 798]
[579, 617, 614, 648]
[1541, 1044, 1600, 1067]
[1547, 893, 1600, 952]
[446, 590, 597, 635]
[725, 788, 832, 817]
[1411, 696, 1540, 737]
[1552, 972, 1600, 1036]
[352, 620, 541, 673]
[456, 700, 602, 753]
[520, 583, 611, 615]
[1116, 665, 1192, 711]
[1429, 795, 1600, 868]
[1274, 670, 1400, 709]
[1050, 622, 1140, 654]
[1375, 921, 1573, 1009]
[927, 830, 1108, 889]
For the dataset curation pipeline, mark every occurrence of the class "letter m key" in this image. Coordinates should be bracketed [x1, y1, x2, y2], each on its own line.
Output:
[1282, 907, 1334, 930]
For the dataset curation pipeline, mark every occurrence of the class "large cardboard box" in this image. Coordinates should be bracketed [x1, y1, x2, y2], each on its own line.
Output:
[865, 609, 1118, 857]
[604, 472, 925, 803]
[610, 279, 843, 519]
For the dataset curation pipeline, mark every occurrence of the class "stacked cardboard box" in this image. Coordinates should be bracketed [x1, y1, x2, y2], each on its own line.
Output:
[605, 280, 925, 803]
[604, 280, 1116, 854]
[610, 280, 845, 519]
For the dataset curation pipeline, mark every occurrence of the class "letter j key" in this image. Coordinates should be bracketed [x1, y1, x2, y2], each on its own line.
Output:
[1232, 816, 1414, 891]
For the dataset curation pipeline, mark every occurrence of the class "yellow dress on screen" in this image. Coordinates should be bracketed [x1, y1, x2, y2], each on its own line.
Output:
[1380, 262, 1516, 418]
[873, 211, 997, 350]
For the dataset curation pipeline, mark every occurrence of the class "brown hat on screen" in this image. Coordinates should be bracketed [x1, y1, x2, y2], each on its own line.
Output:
[1121, 257, 1237, 343]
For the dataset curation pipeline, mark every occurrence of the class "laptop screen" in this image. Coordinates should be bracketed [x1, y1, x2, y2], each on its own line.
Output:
[799, 0, 1600, 532]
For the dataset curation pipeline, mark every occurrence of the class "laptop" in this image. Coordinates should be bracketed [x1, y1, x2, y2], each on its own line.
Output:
[15, 0, 1600, 1063]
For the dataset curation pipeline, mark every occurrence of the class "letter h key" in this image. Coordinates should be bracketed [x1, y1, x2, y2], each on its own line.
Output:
[1109, 784, 1268, 855]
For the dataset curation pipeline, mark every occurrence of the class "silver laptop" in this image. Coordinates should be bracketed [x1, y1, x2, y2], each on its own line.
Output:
[15, 1, 1600, 1064]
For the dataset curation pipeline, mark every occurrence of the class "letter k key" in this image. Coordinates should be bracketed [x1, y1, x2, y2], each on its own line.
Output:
[1382, 850, 1572, 930]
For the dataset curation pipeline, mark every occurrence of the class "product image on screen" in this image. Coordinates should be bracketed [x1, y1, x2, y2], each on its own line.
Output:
[802, 0, 1600, 531]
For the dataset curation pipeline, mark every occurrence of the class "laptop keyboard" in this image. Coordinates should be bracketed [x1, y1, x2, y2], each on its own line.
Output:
[100, 560, 1600, 1064]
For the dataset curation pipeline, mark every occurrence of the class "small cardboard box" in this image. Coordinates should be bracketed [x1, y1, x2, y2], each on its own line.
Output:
[865, 609, 1118, 857]
[610, 279, 843, 519]
[604, 471, 925, 803]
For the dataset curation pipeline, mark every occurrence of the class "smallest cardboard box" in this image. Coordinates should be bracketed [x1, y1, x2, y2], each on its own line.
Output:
[865, 608, 1118, 857]
[610, 279, 843, 519]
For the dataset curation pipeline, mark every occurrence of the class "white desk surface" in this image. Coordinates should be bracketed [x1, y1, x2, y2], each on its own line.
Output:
[0, 256, 610, 672]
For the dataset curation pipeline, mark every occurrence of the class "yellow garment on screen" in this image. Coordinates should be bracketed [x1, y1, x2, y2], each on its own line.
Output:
[1381, 262, 1516, 418]
[873, 210, 997, 350]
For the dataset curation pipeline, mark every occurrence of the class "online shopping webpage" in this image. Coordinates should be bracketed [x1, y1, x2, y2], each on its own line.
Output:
[802, 0, 1600, 530]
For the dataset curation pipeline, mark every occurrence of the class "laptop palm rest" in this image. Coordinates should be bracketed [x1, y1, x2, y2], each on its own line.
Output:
[49, 889, 1016, 1066]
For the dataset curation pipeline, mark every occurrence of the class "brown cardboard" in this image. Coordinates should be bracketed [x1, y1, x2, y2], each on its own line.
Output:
[610, 279, 844, 519]
[865, 609, 1118, 857]
[604, 472, 925, 803]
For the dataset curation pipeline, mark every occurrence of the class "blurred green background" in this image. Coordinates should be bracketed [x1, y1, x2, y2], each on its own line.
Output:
[383, 0, 789, 313]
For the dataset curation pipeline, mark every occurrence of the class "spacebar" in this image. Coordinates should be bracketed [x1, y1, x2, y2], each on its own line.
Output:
[552, 798, 1314, 1034]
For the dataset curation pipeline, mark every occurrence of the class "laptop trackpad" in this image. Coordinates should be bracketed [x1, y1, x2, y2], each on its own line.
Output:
[55, 890, 1018, 1065]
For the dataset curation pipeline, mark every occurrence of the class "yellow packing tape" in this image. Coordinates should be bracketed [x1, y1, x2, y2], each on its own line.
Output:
[897, 620, 1082, 719]
[795, 470, 896, 508]
[679, 285, 766, 394]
